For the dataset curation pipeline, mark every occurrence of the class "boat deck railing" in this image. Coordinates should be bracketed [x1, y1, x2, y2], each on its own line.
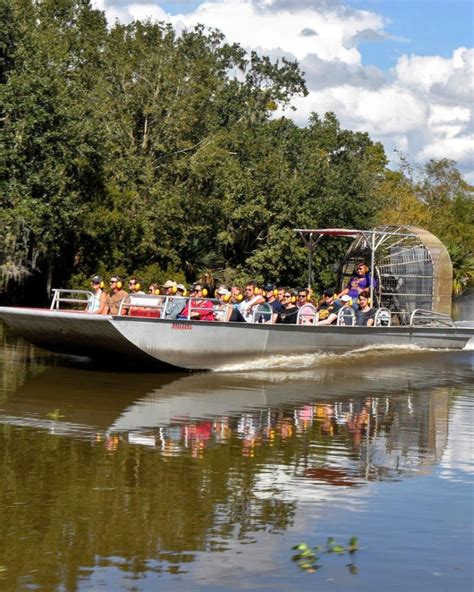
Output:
[49, 290, 458, 329]
[409, 309, 456, 328]
[50, 289, 93, 311]
[119, 294, 225, 321]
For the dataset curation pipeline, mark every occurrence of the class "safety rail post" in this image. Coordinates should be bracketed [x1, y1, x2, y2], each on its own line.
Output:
[50, 289, 59, 310]
[251, 303, 273, 324]
[374, 307, 392, 327]
[49, 289, 94, 311]
[297, 304, 318, 325]
[337, 306, 356, 326]
[186, 297, 220, 321]
[118, 294, 165, 317]
[409, 309, 455, 328]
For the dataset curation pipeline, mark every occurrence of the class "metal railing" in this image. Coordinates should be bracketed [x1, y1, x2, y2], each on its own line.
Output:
[50, 290, 457, 330]
[118, 295, 225, 321]
[409, 309, 455, 328]
[374, 307, 392, 327]
[50, 289, 93, 311]
[297, 304, 318, 325]
[336, 306, 356, 326]
[251, 303, 273, 324]
[118, 294, 165, 317]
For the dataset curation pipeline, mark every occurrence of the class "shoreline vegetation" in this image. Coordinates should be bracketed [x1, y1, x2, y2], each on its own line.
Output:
[1, 0, 473, 305]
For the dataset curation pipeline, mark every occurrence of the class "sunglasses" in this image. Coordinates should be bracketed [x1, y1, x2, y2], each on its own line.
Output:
[284, 294, 291, 298]
[298, 294, 307, 298]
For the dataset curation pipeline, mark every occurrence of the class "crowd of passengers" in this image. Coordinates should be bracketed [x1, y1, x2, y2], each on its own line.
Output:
[86, 262, 377, 327]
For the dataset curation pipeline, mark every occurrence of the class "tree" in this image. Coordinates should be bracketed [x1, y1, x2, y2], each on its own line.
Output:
[1, 0, 107, 296]
[375, 156, 474, 294]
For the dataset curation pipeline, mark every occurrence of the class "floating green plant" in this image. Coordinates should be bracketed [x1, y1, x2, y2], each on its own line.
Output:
[46, 409, 64, 421]
[291, 536, 359, 573]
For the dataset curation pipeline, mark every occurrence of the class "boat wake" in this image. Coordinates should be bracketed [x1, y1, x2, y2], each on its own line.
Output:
[212, 344, 438, 373]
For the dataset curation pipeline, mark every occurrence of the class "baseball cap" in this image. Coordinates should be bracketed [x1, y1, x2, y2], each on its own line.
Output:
[216, 287, 229, 295]
[91, 275, 102, 284]
[341, 294, 351, 302]
[323, 288, 335, 297]
[162, 280, 176, 288]
[176, 283, 186, 292]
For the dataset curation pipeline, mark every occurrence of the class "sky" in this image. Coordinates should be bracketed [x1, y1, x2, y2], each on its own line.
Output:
[91, 0, 474, 181]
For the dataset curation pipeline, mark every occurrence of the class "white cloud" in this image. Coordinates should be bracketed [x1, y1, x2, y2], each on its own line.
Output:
[92, 0, 474, 180]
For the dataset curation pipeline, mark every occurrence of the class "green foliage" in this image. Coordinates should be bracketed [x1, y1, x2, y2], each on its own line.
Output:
[3, 0, 470, 301]
[46, 409, 64, 421]
[291, 536, 360, 573]
[377, 157, 474, 294]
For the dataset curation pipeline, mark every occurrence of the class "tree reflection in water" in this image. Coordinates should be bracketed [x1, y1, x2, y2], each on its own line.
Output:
[0, 327, 472, 590]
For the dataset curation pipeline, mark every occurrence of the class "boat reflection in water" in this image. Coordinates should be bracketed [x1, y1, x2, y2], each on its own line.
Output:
[2, 350, 470, 485]
[0, 343, 472, 591]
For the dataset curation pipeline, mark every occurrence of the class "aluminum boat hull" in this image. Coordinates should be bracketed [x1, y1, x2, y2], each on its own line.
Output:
[0, 307, 472, 371]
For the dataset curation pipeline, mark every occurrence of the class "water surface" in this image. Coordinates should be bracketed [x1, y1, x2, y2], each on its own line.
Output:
[0, 323, 472, 591]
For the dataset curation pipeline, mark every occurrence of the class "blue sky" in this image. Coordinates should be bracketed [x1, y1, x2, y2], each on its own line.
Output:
[95, 0, 474, 180]
[157, 0, 474, 69]
[159, 0, 474, 70]
[351, 0, 474, 68]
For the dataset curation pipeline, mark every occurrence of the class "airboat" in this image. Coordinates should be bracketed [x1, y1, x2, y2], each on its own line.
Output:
[0, 226, 472, 370]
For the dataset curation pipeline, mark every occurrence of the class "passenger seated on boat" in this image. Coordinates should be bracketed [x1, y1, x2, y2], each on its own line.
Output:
[86, 276, 109, 314]
[297, 302, 318, 325]
[214, 286, 233, 322]
[277, 290, 299, 324]
[297, 289, 310, 308]
[228, 281, 265, 322]
[180, 284, 215, 321]
[230, 285, 244, 305]
[337, 294, 356, 325]
[355, 291, 375, 327]
[264, 284, 284, 323]
[128, 276, 145, 294]
[316, 288, 342, 325]
[107, 276, 128, 315]
[338, 263, 377, 309]
[162, 280, 186, 320]
[148, 284, 160, 295]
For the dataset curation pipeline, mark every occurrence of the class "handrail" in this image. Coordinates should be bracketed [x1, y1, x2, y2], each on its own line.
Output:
[409, 309, 455, 328]
[336, 306, 356, 326]
[251, 303, 273, 324]
[374, 307, 392, 327]
[184, 298, 220, 321]
[297, 304, 318, 325]
[50, 289, 94, 311]
[119, 295, 224, 321]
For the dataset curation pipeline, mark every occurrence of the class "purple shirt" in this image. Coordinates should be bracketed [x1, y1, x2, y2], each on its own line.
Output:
[346, 273, 376, 298]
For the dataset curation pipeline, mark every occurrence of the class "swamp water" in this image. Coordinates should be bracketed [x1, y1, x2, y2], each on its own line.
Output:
[0, 322, 473, 591]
